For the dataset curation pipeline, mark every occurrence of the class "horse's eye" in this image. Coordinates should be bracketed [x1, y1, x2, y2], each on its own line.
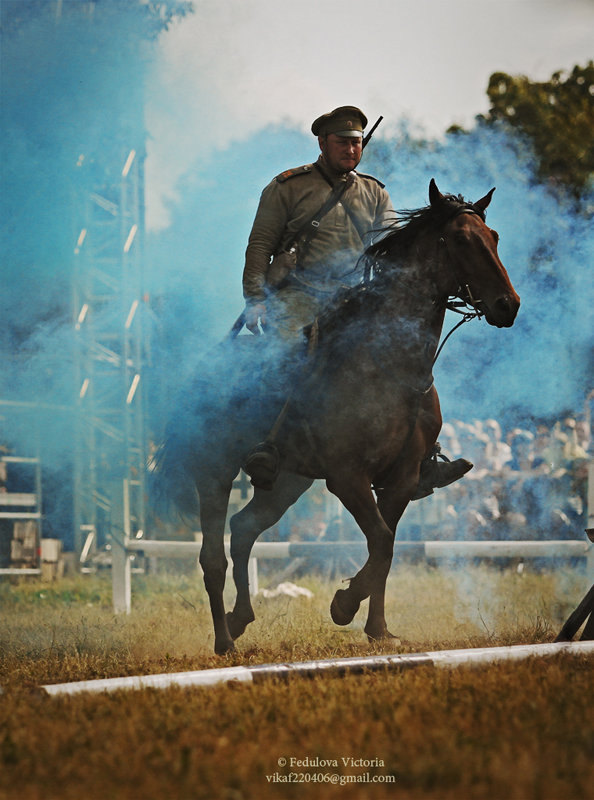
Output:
[490, 229, 500, 243]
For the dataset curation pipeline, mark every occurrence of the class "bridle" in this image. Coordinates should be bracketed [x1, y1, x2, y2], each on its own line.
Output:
[440, 206, 487, 312]
[434, 206, 489, 365]
[361, 201, 493, 367]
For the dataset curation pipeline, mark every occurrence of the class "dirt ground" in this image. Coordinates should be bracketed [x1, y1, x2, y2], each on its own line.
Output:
[1, 565, 592, 800]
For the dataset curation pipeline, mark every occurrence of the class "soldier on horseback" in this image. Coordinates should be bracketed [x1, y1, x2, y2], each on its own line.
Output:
[241, 105, 472, 497]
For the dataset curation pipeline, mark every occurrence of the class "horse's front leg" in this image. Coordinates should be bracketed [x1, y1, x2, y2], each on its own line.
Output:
[197, 478, 234, 655]
[364, 420, 441, 641]
[367, 475, 419, 641]
[227, 473, 313, 641]
[326, 474, 395, 629]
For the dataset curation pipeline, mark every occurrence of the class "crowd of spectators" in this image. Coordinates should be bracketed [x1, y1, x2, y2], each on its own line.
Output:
[401, 413, 590, 541]
[275, 410, 591, 543]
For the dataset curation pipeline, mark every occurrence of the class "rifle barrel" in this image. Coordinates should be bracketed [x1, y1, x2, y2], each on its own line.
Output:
[362, 115, 383, 149]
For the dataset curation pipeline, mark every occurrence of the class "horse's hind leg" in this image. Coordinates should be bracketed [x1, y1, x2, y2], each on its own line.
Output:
[197, 477, 234, 655]
[227, 472, 313, 641]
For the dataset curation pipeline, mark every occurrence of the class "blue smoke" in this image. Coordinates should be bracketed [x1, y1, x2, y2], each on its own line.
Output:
[1, 3, 148, 543]
[149, 120, 593, 434]
[1, 5, 592, 546]
[145, 124, 313, 420]
[365, 122, 593, 426]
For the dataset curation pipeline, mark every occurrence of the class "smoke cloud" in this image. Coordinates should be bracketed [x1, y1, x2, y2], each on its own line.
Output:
[149, 120, 593, 430]
[1, 3, 592, 547]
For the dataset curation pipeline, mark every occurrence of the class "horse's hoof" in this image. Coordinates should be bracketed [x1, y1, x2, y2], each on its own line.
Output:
[330, 588, 360, 626]
[214, 637, 236, 656]
[226, 611, 254, 641]
[365, 627, 400, 644]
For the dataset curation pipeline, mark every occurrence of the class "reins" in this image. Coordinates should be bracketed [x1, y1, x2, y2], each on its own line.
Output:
[432, 303, 481, 366]
[431, 206, 486, 366]
[361, 205, 487, 370]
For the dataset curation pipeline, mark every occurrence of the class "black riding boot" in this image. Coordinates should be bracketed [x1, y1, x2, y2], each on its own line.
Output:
[243, 320, 320, 491]
[243, 391, 293, 491]
[412, 443, 473, 500]
[244, 441, 281, 491]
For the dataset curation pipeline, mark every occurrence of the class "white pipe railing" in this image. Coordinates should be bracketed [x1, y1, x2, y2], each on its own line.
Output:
[111, 535, 593, 615]
[124, 537, 592, 561]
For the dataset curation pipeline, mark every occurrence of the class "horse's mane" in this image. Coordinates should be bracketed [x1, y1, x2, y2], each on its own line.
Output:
[371, 193, 483, 258]
[307, 192, 484, 340]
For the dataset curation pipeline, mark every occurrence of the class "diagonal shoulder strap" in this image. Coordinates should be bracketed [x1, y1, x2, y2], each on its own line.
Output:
[340, 200, 368, 245]
[317, 165, 368, 245]
[285, 171, 355, 258]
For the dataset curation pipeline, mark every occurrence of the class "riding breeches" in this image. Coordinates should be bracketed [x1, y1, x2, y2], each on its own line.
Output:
[267, 284, 331, 340]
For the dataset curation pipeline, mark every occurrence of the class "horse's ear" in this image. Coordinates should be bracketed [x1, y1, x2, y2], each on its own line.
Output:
[429, 178, 444, 207]
[474, 187, 496, 213]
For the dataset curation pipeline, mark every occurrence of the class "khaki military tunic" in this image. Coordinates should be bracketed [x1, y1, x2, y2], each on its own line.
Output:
[243, 156, 394, 317]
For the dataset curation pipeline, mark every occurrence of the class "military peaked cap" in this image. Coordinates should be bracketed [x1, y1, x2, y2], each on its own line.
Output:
[311, 106, 368, 137]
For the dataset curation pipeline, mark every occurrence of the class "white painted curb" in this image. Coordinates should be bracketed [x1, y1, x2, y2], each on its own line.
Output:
[40, 640, 594, 697]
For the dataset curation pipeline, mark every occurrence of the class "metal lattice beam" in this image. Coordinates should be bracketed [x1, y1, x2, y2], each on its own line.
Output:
[72, 146, 147, 555]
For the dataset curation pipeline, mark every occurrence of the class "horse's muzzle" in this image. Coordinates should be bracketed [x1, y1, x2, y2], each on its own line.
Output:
[486, 293, 520, 328]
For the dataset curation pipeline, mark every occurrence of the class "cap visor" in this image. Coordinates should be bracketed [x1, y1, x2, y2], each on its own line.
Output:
[332, 130, 363, 138]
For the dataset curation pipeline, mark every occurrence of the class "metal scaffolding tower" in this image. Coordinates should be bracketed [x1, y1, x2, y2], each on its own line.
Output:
[72, 145, 148, 555]
[2, 0, 163, 558]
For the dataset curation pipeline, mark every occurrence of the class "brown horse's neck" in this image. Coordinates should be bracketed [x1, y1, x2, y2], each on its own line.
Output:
[374, 246, 450, 377]
[309, 239, 453, 391]
[375, 288, 446, 386]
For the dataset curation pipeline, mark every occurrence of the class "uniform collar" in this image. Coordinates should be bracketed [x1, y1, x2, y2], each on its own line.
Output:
[316, 156, 356, 185]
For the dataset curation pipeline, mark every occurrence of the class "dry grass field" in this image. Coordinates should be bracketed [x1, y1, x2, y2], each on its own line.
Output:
[1, 562, 593, 800]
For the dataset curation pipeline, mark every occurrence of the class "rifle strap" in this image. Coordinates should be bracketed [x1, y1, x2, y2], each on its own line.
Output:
[285, 170, 355, 260]
[341, 201, 368, 244]
[314, 163, 367, 244]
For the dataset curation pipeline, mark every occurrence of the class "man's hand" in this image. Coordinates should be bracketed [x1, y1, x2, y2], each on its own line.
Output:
[244, 302, 267, 334]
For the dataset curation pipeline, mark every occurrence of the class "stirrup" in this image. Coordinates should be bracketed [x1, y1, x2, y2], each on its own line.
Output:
[412, 443, 473, 501]
[244, 441, 280, 491]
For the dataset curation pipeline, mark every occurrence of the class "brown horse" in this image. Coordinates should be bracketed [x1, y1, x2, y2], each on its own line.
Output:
[153, 179, 520, 655]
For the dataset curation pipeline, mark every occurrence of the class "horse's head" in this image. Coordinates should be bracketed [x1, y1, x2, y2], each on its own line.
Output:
[429, 179, 520, 328]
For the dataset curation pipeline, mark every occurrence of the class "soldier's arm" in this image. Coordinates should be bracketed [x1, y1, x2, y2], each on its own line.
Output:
[243, 180, 289, 305]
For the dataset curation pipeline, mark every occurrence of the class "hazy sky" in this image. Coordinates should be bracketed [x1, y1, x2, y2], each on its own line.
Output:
[145, 0, 594, 228]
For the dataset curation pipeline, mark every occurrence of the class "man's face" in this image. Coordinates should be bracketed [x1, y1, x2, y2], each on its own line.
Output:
[319, 133, 363, 173]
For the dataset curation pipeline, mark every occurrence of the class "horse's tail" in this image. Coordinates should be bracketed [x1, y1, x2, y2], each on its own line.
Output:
[148, 335, 267, 523]
[148, 430, 200, 523]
